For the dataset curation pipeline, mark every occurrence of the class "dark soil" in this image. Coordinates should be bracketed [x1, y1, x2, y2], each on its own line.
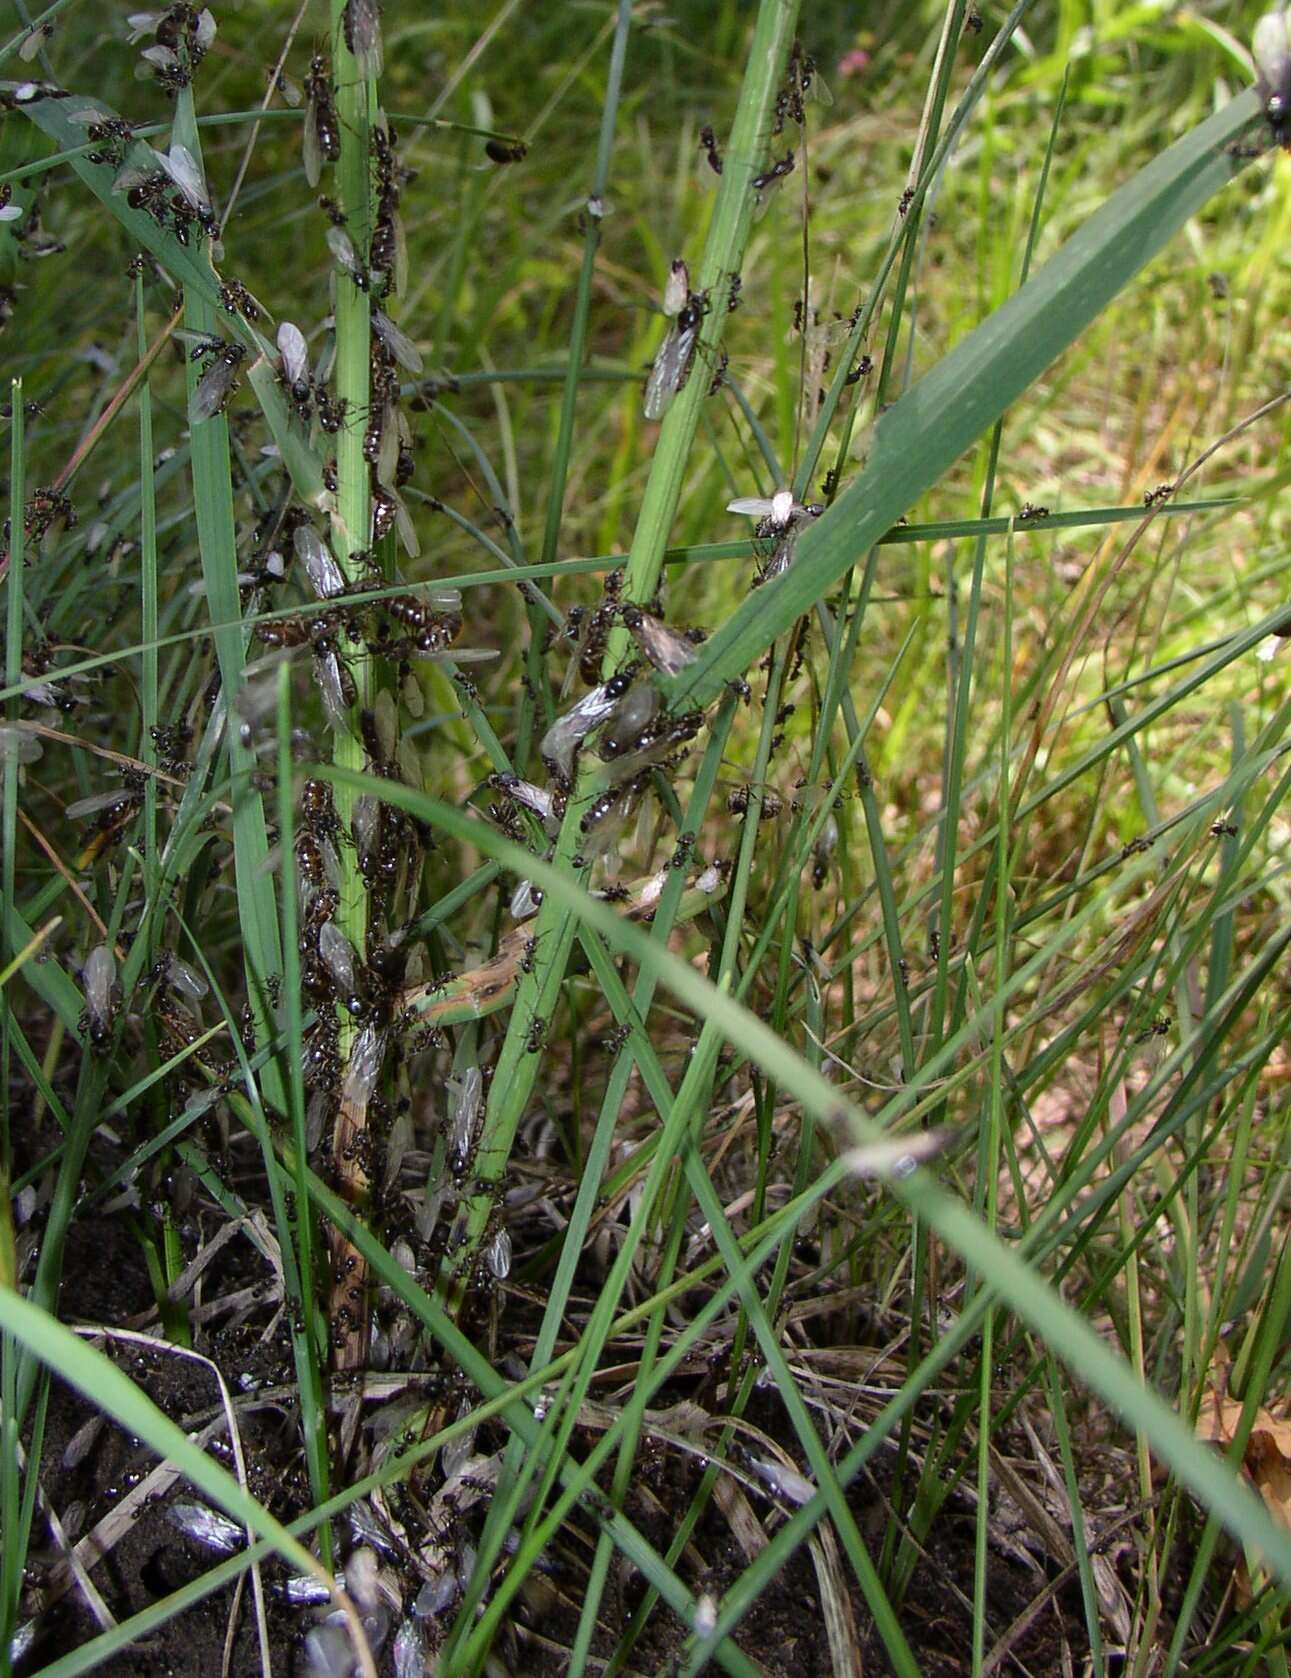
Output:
[14, 1170, 1100, 1678]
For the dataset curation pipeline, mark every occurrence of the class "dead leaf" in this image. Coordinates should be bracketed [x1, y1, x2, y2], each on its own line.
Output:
[1197, 1371, 1291, 1600]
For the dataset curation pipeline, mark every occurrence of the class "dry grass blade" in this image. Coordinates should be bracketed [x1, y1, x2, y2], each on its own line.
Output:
[71, 1328, 273, 1676]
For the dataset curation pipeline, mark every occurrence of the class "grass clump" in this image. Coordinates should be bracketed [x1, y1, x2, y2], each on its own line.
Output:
[0, 2, 1289, 1674]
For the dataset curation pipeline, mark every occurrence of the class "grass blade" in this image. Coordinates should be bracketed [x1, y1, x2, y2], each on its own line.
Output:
[666, 93, 1264, 709]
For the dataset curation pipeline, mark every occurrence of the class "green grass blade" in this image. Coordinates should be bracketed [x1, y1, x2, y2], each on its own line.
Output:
[440, 0, 803, 1311]
[323, 762, 1291, 1590]
[0, 1288, 374, 1670]
[666, 94, 1263, 710]
[0, 376, 27, 1678]
[173, 94, 284, 1105]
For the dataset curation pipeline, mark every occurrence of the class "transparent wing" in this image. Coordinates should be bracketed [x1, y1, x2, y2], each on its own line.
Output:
[805, 68, 833, 108]
[662, 258, 689, 318]
[418, 646, 498, 665]
[390, 205, 408, 299]
[193, 9, 217, 53]
[341, 1021, 387, 1106]
[65, 788, 137, 819]
[343, 0, 384, 79]
[625, 612, 699, 676]
[372, 309, 424, 375]
[113, 158, 162, 196]
[643, 321, 686, 421]
[163, 142, 210, 212]
[392, 490, 420, 558]
[315, 649, 353, 732]
[0, 724, 44, 765]
[1254, 12, 1290, 99]
[302, 96, 322, 188]
[276, 321, 309, 386]
[168, 1502, 242, 1556]
[319, 920, 360, 996]
[293, 524, 345, 598]
[326, 224, 359, 273]
[376, 404, 400, 489]
[83, 943, 117, 1024]
[188, 354, 238, 423]
[163, 953, 210, 1001]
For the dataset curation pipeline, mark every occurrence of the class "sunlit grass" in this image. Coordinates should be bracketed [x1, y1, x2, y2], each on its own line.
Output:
[0, 2, 1288, 1675]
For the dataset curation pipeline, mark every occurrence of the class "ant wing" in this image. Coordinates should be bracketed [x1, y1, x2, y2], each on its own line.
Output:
[643, 317, 697, 421]
[189, 353, 239, 423]
[302, 94, 322, 188]
[391, 489, 419, 559]
[112, 158, 161, 195]
[65, 788, 138, 819]
[1255, 11, 1291, 128]
[168, 1503, 242, 1556]
[341, 1021, 387, 1107]
[373, 404, 400, 490]
[0, 718, 40, 765]
[662, 258, 690, 318]
[315, 648, 353, 733]
[293, 524, 346, 599]
[343, 0, 384, 79]
[193, 9, 217, 53]
[624, 611, 699, 676]
[405, 645, 496, 667]
[430, 647, 497, 665]
[558, 608, 595, 700]
[804, 68, 833, 109]
[276, 321, 309, 386]
[326, 223, 360, 273]
[163, 143, 211, 213]
[380, 206, 409, 300]
[83, 943, 117, 1024]
[162, 953, 209, 1001]
[372, 308, 424, 375]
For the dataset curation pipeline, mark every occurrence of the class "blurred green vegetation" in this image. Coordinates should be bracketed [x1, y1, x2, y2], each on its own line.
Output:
[5, 1, 1287, 762]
